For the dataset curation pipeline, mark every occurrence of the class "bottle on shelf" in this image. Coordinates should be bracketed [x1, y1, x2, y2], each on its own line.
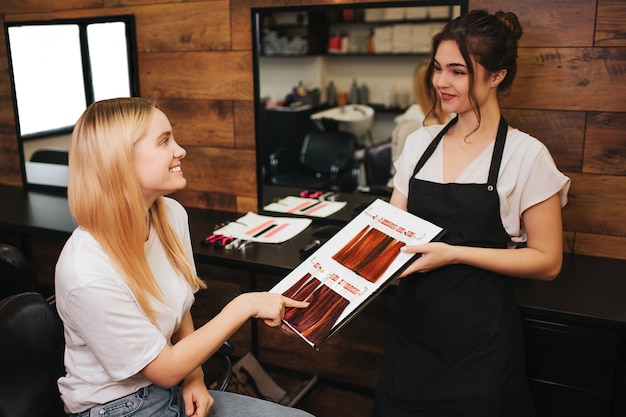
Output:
[341, 32, 350, 54]
[326, 80, 337, 106]
[349, 78, 359, 104]
[296, 80, 307, 98]
[359, 83, 369, 105]
[328, 34, 342, 54]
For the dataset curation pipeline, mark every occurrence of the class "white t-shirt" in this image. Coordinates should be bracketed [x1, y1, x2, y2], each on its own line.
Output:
[55, 197, 196, 413]
[393, 124, 571, 244]
[391, 104, 427, 165]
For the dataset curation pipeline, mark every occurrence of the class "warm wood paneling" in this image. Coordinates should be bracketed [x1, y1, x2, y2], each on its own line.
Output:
[106, 0, 183, 5]
[157, 98, 235, 148]
[0, 55, 11, 98]
[0, 15, 19, 187]
[234, 100, 255, 149]
[563, 172, 626, 237]
[132, 2, 231, 53]
[595, 0, 626, 46]
[501, 109, 585, 172]
[0, 96, 15, 135]
[171, 188, 238, 212]
[0, 133, 22, 187]
[508, 47, 626, 112]
[584, 112, 626, 175]
[0, 18, 6, 56]
[0, 0, 101, 14]
[574, 232, 626, 260]
[471, 0, 596, 47]
[140, 51, 252, 100]
[563, 231, 575, 254]
[236, 195, 257, 213]
[183, 146, 257, 196]
[5, 2, 230, 53]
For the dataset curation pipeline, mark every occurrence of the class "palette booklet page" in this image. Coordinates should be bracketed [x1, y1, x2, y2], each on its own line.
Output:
[270, 199, 445, 350]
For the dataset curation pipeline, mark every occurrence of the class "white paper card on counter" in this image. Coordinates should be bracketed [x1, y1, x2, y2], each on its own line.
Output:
[263, 196, 347, 218]
[212, 212, 312, 244]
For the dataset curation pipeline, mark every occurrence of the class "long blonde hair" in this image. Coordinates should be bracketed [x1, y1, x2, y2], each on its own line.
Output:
[414, 62, 448, 125]
[68, 97, 206, 324]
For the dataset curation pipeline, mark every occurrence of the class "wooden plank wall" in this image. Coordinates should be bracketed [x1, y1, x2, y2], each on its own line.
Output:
[0, 0, 625, 262]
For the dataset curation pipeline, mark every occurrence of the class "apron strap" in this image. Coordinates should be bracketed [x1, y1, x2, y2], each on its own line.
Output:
[412, 116, 458, 176]
[486, 116, 509, 188]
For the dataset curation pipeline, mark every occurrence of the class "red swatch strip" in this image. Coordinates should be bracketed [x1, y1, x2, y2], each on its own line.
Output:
[245, 220, 274, 235]
[264, 223, 289, 237]
[302, 203, 328, 215]
[287, 201, 315, 213]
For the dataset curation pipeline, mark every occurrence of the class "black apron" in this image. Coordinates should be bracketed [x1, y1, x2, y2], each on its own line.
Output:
[373, 117, 536, 417]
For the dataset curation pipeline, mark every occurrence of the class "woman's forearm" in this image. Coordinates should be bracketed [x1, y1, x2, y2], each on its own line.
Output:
[450, 244, 562, 281]
[141, 295, 253, 387]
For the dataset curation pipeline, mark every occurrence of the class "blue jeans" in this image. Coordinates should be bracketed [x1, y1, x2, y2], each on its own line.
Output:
[69, 385, 183, 417]
[69, 385, 315, 417]
[208, 390, 315, 417]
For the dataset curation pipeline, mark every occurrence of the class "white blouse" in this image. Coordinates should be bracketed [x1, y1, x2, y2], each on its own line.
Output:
[393, 124, 571, 244]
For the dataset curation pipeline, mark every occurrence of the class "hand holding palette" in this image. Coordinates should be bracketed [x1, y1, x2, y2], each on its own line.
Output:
[270, 199, 445, 349]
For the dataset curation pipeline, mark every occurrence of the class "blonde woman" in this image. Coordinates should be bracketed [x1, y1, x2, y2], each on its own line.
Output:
[55, 97, 313, 417]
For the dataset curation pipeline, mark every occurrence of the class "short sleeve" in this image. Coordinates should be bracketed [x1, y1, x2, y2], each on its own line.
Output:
[517, 145, 570, 211]
[496, 130, 571, 241]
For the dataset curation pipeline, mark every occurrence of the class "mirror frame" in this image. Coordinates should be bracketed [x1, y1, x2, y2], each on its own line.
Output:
[251, 1, 468, 221]
[4, 14, 140, 192]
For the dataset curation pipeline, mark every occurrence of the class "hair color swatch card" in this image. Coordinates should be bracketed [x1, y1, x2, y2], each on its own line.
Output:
[263, 196, 347, 218]
[212, 212, 312, 244]
[270, 199, 445, 349]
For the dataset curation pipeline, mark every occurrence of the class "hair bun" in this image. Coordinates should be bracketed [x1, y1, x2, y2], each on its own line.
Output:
[495, 11, 523, 41]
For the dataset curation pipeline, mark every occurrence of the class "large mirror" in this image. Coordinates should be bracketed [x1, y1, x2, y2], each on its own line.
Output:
[4, 15, 140, 191]
[252, 1, 467, 221]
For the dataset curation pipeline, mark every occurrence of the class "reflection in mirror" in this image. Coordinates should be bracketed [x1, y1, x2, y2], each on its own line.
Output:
[4, 15, 139, 190]
[252, 1, 467, 220]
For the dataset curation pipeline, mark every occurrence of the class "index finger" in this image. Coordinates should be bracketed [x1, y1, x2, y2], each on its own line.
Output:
[400, 243, 427, 254]
[282, 296, 309, 309]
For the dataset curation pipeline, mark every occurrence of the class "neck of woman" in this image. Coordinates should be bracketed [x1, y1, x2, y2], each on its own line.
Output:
[452, 103, 502, 144]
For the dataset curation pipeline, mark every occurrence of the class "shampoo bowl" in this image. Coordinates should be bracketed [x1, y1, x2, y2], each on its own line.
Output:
[311, 105, 375, 139]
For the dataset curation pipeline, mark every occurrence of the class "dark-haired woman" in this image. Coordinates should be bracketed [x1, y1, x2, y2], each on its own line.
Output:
[372, 10, 570, 417]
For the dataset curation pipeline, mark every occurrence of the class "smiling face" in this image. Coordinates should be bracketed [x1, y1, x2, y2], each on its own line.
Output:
[133, 108, 187, 206]
[432, 40, 498, 118]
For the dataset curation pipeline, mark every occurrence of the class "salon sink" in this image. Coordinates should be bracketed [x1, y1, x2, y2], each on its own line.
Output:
[311, 105, 375, 138]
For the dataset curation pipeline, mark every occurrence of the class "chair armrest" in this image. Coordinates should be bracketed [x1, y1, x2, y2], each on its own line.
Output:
[332, 156, 360, 192]
[268, 147, 301, 177]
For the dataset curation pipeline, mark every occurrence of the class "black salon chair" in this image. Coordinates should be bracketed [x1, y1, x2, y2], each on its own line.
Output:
[0, 292, 66, 417]
[0, 291, 235, 417]
[0, 243, 43, 301]
[268, 130, 360, 192]
[29, 148, 69, 165]
[361, 139, 393, 196]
